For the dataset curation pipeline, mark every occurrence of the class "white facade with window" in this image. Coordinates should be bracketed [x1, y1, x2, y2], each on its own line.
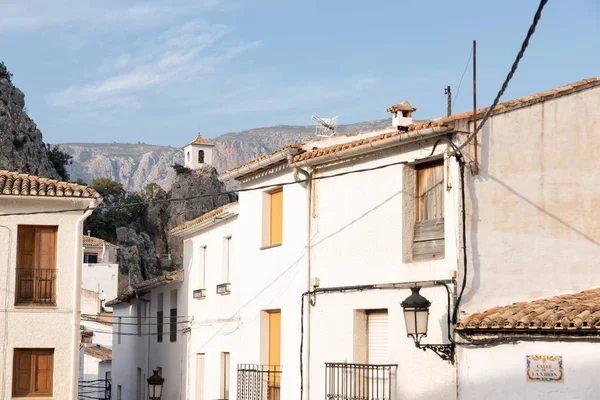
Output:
[0, 173, 100, 400]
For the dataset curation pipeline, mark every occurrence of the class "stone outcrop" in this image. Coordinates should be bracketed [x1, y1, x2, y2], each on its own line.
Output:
[0, 78, 59, 178]
[56, 119, 392, 191]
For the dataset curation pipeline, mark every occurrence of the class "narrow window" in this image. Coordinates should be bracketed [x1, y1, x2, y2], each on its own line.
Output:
[118, 317, 122, 344]
[137, 303, 142, 336]
[222, 237, 231, 284]
[170, 289, 178, 342]
[198, 150, 205, 163]
[367, 310, 389, 364]
[221, 352, 230, 400]
[196, 354, 206, 400]
[412, 160, 445, 261]
[136, 367, 142, 400]
[83, 252, 98, 263]
[265, 189, 283, 246]
[16, 225, 58, 305]
[117, 385, 122, 400]
[157, 292, 164, 343]
[12, 348, 54, 397]
[187, 152, 190, 162]
[199, 246, 206, 289]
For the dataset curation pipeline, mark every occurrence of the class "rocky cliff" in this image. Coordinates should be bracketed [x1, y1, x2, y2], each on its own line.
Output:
[57, 119, 392, 191]
[0, 78, 59, 178]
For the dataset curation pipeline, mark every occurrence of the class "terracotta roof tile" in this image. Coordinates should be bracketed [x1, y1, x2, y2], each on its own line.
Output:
[456, 288, 600, 332]
[169, 202, 238, 235]
[0, 170, 99, 198]
[293, 76, 600, 164]
[186, 133, 215, 147]
[82, 235, 115, 247]
[221, 144, 306, 177]
[84, 345, 112, 362]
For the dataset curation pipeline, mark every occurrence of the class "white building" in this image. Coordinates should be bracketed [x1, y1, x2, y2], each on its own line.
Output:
[183, 132, 215, 170]
[107, 75, 600, 400]
[107, 269, 186, 400]
[0, 170, 100, 400]
[81, 235, 119, 315]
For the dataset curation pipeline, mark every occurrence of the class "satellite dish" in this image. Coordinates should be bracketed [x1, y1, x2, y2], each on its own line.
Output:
[312, 114, 338, 138]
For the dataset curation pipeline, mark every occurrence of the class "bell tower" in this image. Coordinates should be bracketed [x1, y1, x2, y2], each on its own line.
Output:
[183, 132, 215, 169]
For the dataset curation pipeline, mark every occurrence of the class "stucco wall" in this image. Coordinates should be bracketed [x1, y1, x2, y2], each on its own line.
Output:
[459, 341, 600, 399]
[307, 143, 459, 399]
[0, 196, 94, 400]
[81, 262, 118, 312]
[461, 86, 600, 316]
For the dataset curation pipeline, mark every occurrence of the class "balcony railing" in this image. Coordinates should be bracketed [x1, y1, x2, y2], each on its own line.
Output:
[237, 364, 282, 400]
[325, 362, 397, 400]
[15, 268, 57, 305]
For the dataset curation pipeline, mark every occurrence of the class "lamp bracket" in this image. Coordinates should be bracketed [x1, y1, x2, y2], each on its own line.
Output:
[417, 343, 455, 364]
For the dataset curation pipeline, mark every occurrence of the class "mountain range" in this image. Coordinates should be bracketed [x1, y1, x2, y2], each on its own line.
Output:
[56, 119, 392, 191]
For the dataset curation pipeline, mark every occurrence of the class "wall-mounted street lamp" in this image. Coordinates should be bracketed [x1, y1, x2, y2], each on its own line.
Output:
[147, 370, 165, 400]
[400, 286, 455, 363]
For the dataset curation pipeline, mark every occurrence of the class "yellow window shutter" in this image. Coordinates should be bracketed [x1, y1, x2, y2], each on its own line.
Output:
[270, 190, 283, 245]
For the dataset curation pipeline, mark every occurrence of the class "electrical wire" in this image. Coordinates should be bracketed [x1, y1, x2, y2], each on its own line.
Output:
[0, 158, 419, 217]
[452, 46, 473, 110]
[454, 0, 549, 153]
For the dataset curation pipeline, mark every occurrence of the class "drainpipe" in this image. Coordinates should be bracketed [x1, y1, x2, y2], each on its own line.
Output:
[288, 152, 312, 400]
[71, 198, 100, 400]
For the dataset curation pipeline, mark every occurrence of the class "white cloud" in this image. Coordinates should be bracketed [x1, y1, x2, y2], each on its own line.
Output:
[204, 74, 379, 115]
[48, 21, 260, 112]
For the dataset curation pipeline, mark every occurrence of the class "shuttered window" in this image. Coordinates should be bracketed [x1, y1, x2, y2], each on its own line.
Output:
[269, 189, 283, 245]
[170, 290, 178, 343]
[367, 310, 388, 364]
[157, 292, 164, 343]
[413, 161, 445, 261]
[16, 226, 58, 305]
[12, 348, 54, 397]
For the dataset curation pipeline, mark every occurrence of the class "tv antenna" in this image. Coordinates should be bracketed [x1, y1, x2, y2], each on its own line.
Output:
[312, 114, 338, 138]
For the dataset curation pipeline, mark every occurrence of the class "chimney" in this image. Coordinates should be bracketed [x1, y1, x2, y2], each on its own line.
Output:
[387, 100, 417, 131]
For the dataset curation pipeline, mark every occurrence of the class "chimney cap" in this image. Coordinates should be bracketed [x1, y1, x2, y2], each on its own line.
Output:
[387, 100, 417, 114]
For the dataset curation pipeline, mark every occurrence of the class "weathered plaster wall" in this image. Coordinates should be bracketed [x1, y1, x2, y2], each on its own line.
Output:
[461, 86, 600, 316]
[459, 341, 600, 399]
[81, 262, 118, 312]
[308, 143, 459, 400]
[0, 196, 93, 400]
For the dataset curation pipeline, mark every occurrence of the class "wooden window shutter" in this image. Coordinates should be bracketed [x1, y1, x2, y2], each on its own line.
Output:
[413, 161, 445, 261]
[33, 349, 53, 395]
[12, 349, 54, 397]
[13, 350, 32, 396]
[270, 189, 283, 245]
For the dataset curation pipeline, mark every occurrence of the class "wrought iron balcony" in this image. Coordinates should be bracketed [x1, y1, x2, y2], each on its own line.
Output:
[217, 283, 231, 295]
[193, 288, 206, 299]
[325, 362, 397, 400]
[237, 364, 282, 400]
[15, 268, 57, 305]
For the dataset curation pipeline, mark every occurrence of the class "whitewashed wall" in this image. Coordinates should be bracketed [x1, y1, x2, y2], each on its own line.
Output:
[307, 143, 459, 399]
[82, 262, 119, 312]
[184, 167, 309, 400]
[0, 196, 95, 400]
[461, 86, 600, 315]
[184, 144, 214, 169]
[111, 300, 150, 400]
[459, 341, 600, 399]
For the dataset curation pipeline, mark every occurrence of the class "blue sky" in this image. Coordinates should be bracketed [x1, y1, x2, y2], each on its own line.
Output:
[1, 0, 599, 146]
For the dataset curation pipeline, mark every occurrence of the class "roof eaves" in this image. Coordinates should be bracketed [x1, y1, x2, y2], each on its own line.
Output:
[220, 146, 302, 182]
[169, 203, 238, 237]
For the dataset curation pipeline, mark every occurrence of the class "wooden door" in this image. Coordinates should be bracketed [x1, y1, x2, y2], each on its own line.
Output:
[37, 228, 57, 302]
[268, 311, 281, 398]
[16, 226, 57, 304]
[269, 190, 283, 245]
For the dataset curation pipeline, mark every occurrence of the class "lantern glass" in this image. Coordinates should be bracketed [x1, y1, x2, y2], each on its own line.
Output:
[400, 287, 432, 342]
[147, 370, 164, 400]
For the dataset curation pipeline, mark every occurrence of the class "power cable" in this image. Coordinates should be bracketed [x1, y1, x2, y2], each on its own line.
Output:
[452, 46, 473, 109]
[455, 0, 549, 153]
[0, 159, 415, 217]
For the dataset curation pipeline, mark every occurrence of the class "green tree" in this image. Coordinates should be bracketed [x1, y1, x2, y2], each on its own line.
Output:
[84, 178, 147, 242]
[0, 61, 12, 82]
[46, 144, 72, 181]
